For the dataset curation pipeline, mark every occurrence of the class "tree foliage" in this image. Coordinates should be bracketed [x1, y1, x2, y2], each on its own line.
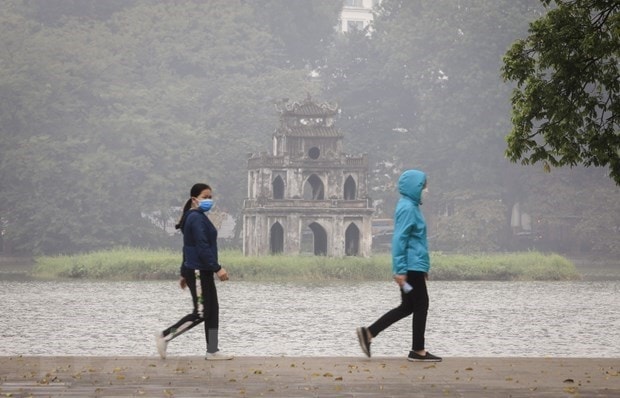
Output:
[325, 0, 542, 193]
[0, 0, 335, 254]
[323, 0, 543, 249]
[0, 0, 617, 257]
[502, 0, 620, 184]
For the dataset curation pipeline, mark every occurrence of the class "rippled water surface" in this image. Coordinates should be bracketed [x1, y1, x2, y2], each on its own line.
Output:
[1, 280, 618, 357]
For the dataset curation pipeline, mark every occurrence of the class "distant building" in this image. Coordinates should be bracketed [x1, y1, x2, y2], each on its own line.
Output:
[242, 96, 374, 257]
[340, 0, 380, 33]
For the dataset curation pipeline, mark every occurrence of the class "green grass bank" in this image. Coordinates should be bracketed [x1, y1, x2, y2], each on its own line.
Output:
[33, 248, 580, 281]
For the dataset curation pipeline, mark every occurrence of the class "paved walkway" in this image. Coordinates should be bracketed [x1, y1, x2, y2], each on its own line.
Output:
[1, 356, 618, 397]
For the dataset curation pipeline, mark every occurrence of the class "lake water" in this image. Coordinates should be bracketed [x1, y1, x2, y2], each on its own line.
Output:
[0, 280, 618, 358]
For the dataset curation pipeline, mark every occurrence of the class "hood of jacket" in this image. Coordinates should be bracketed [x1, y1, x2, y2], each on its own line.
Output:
[398, 169, 426, 205]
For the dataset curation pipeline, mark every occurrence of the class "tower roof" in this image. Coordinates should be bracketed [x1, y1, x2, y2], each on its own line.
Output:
[276, 126, 343, 137]
[275, 95, 342, 137]
[275, 95, 338, 117]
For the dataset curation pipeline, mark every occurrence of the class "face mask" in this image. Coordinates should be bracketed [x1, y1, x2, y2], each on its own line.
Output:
[198, 198, 213, 212]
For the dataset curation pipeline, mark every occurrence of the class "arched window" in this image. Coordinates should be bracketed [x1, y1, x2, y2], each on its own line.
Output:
[272, 176, 284, 199]
[303, 174, 324, 200]
[344, 175, 356, 200]
[270, 222, 284, 254]
[345, 223, 360, 256]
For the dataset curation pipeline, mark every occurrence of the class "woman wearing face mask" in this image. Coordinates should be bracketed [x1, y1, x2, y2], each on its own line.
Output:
[155, 183, 232, 360]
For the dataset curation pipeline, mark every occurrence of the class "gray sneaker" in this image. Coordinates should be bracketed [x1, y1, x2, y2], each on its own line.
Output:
[205, 351, 234, 360]
[154, 332, 168, 359]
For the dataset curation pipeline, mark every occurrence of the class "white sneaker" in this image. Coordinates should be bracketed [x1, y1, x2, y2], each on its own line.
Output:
[205, 351, 233, 361]
[154, 332, 168, 359]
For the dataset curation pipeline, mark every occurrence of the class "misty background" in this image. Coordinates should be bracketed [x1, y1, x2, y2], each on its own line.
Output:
[1, 0, 618, 257]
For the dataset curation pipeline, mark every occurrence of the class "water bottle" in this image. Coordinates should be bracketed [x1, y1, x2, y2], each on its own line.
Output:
[402, 282, 413, 293]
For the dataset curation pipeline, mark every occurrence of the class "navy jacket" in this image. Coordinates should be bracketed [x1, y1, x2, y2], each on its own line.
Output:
[181, 209, 221, 272]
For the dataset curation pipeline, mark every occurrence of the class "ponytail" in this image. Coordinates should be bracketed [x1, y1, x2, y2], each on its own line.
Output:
[175, 183, 211, 230]
[175, 198, 193, 230]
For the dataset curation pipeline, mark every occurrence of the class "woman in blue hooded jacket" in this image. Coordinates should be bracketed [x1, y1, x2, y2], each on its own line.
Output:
[357, 170, 441, 362]
[155, 183, 232, 360]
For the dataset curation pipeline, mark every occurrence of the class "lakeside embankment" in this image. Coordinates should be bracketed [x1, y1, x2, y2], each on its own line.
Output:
[25, 249, 583, 281]
[0, 356, 618, 397]
[4, 249, 619, 281]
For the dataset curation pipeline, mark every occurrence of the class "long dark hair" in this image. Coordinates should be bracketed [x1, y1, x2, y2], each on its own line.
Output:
[175, 183, 211, 230]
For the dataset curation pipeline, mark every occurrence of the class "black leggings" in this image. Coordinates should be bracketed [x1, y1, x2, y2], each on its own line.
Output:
[368, 271, 429, 352]
[162, 269, 220, 353]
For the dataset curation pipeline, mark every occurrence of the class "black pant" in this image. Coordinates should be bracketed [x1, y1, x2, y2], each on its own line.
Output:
[162, 269, 220, 353]
[368, 271, 429, 352]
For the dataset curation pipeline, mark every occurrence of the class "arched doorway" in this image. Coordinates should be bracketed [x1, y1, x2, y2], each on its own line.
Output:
[303, 174, 324, 200]
[270, 222, 284, 254]
[272, 176, 284, 199]
[344, 175, 356, 200]
[302, 222, 327, 255]
[345, 223, 360, 256]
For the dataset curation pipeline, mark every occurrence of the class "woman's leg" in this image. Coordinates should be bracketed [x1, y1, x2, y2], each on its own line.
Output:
[409, 271, 429, 352]
[367, 285, 414, 338]
[200, 270, 220, 353]
[161, 270, 203, 342]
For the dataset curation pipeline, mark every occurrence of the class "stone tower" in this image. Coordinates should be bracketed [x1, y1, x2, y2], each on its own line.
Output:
[242, 96, 373, 257]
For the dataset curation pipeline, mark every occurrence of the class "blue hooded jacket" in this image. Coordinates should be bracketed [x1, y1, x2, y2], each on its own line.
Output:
[391, 170, 430, 275]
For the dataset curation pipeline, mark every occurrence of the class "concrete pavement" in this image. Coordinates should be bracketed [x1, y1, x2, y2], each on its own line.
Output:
[1, 356, 618, 397]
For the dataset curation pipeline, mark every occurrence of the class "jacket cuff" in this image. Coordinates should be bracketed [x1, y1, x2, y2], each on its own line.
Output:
[180, 264, 192, 278]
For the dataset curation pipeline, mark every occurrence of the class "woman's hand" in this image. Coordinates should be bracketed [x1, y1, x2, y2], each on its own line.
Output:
[179, 276, 187, 289]
[216, 267, 229, 281]
[393, 274, 406, 287]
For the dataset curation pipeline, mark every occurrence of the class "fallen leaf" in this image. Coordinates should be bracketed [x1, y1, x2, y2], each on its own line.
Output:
[563, 387, 578, 394]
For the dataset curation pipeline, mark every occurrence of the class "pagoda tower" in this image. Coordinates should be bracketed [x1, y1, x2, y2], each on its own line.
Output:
[242, 96, 373, 257]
